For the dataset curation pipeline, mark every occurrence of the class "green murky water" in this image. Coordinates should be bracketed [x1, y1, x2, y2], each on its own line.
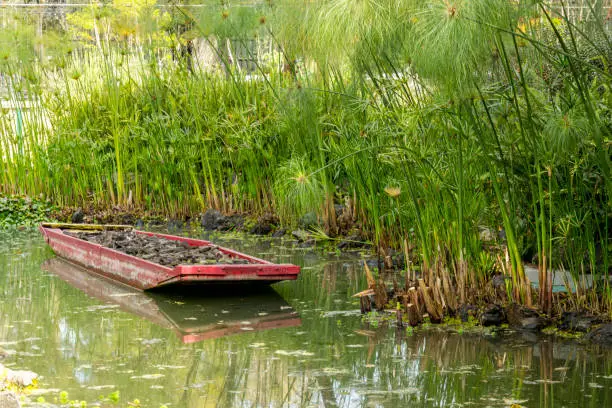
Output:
[1, 229, 611, 408]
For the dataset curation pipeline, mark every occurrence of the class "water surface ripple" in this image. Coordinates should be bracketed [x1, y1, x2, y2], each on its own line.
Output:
[0, 230, 610, 407]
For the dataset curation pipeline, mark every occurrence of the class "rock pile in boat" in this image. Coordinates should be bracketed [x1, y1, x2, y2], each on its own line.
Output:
[67, 231, 251, 267]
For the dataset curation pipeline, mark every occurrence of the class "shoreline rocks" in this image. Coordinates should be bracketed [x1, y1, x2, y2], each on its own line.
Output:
[70, 208, 84, 224]
[200, 209, 244, 231]
[458, 304, 478, 322]
[481, 304, 506, 326]
[337, 231, 368, 250]
[58, 207, 361, 252]
[249, 213, 279, 235]
[585, 323, 612, 346]
[506, 304, 548, 332]
[559, 311, 601, 333]
[291, 229, 315, 247]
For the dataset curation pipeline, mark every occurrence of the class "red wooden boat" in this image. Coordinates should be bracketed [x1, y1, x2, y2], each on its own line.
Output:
[39, 223, 300, 290]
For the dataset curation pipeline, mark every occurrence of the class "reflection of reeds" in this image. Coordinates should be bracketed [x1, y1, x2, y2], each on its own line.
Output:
[2, 232, 612, 407]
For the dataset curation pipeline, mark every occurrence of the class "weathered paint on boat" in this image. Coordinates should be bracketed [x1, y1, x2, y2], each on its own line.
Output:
[39, 225, 300, 290]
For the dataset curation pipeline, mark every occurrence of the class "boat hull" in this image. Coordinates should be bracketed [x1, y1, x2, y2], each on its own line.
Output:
[39, 226, 300, 290]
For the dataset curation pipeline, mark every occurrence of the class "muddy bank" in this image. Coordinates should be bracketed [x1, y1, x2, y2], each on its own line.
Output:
[55, 206, 371, 252]
[359, 286, 612, 346]
[67, 231, 251, 267]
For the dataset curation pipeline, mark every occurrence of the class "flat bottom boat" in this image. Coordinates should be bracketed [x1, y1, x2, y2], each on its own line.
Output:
[39, 223, 300, 290]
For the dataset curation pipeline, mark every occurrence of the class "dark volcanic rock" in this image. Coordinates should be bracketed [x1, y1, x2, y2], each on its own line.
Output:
[298, 239, 316, 248]
[506, 304, 547, 332]
[585, 323, 612, 346]
[249, 223, 272, 235]
[337, 231, 367, 250]
[148, 218, 166, 226]
[272, 229, 286, 238]
[334, 204, 345, 217]
[458, 304, 478, 323]
[249, 224, 272, 235]
[559, 311, 601, 333]
[71, 208, 84, 224]
[481, 304, 506, 326]
[201, 209, 225, 230]
[519, 317, 548, 332]
[491, 274, 509, 289]
[299, 212, 318, 229]
[292, 229, 310, 242]
[121, 213, 137, 225]
[221, 215, 245, 231]
[201, 210, 243, 231]
[249, 213, 278, 235]
[291, 229, 315, 247]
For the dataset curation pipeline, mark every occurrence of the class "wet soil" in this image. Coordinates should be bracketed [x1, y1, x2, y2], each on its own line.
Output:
[67, 231, 252, 267]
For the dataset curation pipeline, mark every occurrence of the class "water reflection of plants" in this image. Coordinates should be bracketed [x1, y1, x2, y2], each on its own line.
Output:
[0, 2, 610, 315]
[2, 233, 612, 407]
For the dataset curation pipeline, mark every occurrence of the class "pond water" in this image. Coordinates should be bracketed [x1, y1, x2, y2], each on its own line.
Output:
[1, 229, 611, 408]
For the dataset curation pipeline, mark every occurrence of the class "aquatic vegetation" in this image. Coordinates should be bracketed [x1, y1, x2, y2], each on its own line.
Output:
[0, 1, 610, 315]
[0, 195, 54, 228]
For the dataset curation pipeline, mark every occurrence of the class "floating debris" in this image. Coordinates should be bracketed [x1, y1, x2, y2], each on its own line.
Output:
[311, 367, 351, 377]
[140, 338, 164, 346]
[321, 310, 362, 318]
[86, 385, 116, 390]
[86, 304, 120, 312]
[130, 374, 165, 380]
[274, 350, 315, 357]
[355, 388, 419, 395]
[248, 343, 266, 348]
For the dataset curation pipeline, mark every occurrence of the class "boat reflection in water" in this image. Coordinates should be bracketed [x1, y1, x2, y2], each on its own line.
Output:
[42, 258, 301, 343]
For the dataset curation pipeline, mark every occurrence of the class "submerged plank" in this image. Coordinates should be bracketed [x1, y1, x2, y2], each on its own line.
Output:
[41, 222, 133, 231]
